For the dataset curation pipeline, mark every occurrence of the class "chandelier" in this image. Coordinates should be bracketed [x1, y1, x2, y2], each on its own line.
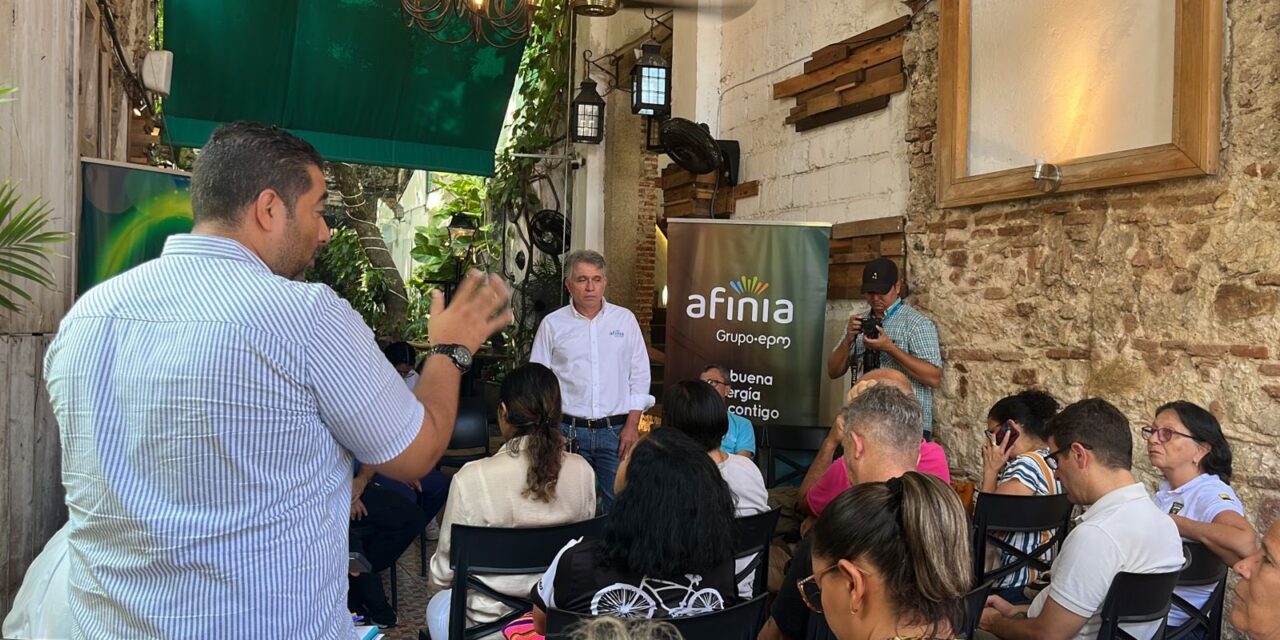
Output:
[401, 0, 538, 49]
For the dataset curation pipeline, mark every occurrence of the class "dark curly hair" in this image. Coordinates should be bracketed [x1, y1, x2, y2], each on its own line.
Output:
[601, 428, 735, 578]
[1155, 401, 1234, 484]
[500, 363, 566, 502]
[661, 380, 729, 452]
[988, 390, 1060, 440]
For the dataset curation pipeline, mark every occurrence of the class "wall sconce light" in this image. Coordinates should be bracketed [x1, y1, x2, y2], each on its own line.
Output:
[1033, 159, 1061, 193]
[631, 40, 671, 117]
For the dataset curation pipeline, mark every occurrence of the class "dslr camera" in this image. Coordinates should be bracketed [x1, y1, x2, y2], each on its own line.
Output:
[861, 315, 882, 340]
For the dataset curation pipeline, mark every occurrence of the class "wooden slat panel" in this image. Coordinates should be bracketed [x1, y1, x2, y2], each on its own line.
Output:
[5, 336, 38, 614]
[786, 72, 905, 125]
[663, 183, 716, 203]
[832, 217, 905, 239]
[732, 181, 760, 199]
[795, 95, 892, 133]
[773, 37, 904, 99]
[802, 15, 913, 74]
[0, 0, 81, 333]
[0, 338, 10, 616]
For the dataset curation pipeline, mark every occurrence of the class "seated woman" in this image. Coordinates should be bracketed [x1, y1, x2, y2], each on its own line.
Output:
[1232, 519, 1280, 640]
[662, 380, 768, 517]
[1146, 401, 1257, 631]
[979, 389, 1062, 602]
[426, 363, 596, 640]
[531, 427, 738, 632]
[806, 471, 970, 640]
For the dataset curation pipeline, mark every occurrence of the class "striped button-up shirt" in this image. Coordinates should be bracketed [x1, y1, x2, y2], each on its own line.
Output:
[46, 234, 423, 639]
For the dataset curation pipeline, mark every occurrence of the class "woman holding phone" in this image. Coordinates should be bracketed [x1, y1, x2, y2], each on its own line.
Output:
[979, 389, 1062, 603]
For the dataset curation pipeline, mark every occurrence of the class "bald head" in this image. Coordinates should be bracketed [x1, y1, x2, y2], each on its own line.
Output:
[846, 368, 913, 403]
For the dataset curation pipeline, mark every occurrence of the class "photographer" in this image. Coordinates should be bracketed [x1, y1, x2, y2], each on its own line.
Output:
[826, 257, 942, 438]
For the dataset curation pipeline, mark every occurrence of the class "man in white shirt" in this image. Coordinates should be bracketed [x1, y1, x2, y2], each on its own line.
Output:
[980, 398, 1185, 640]
[530, 250, 653, 512]
[45, 121, 513, 639]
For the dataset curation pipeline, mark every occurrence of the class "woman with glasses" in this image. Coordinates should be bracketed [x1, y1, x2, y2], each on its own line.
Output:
[803, 472, 970, 640]
[978, 390, 1062, 603]
[1146, 401, 1258, 632]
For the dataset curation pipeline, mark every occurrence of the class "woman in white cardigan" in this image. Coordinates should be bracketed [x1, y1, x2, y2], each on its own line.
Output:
[426, 363, 596, 639]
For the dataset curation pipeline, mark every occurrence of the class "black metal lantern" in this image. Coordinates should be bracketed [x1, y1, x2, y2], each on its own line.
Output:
[630, 40, 670, 117]
[570, 77, 606, 144]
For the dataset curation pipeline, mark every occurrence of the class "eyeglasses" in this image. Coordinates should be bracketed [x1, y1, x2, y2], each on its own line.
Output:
[1141, 425, 1204, 444]
[1044, 442, 1093, 471]
[704, 379, 728, 389]
[797, 563, 846, 613]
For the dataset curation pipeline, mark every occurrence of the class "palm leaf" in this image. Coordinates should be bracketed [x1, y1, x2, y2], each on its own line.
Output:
[0, 181, 70, 311]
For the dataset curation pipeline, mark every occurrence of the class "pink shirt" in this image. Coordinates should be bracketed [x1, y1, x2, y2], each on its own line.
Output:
[806, 441, 952, 516]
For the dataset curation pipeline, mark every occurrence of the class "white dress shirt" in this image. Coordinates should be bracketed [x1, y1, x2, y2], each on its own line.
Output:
[46, 235, 423, 639]
[530, 300, 654, 419]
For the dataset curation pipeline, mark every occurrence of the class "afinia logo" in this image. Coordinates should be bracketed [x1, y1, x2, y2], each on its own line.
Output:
[686, 276, 795, 324]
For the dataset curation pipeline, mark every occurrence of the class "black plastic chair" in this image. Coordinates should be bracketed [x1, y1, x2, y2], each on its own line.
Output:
[961, 581, 993, 639]
[420, 396, 492, 576]
[971, 492, 1073, 587]
[1096, 570, 1181, 640]
[1165, 540, 1228, 640]
[439, 396, 491, 470]
[762, 425, 827, 488]
[545, 594, 768, 640]
[446, 516, 608, 639]
[733, 508, 782, 597]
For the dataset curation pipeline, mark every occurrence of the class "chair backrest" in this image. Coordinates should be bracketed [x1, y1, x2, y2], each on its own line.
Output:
[763, 425, 827, 488]
[449, 516, 608, 639]
[733, 508, 782, 596]
[961, 582, 992, 639]
[971, 492, 1073, 586]
[448, 396, 490, 451]
[1096, 570, 1180, 640]
[545, 594, 768, 640]
[1165, 540, 1228, 640]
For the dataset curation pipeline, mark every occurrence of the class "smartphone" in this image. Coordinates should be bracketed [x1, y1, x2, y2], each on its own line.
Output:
[349, 552, 373, 575]
[996, 421, 1020, 451]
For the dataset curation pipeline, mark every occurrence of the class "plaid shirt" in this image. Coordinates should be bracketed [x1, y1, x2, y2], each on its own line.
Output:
[849, 301, 942, 433]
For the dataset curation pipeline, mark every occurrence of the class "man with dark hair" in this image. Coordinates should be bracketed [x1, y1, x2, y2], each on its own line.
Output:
[825, 257, 942, 439]
[699, 364, 756, 458]
[981, 398, 1184, 640]
[46, 121, 513, 638]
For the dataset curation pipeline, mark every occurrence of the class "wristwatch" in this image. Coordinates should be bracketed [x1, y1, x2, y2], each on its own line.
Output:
[427, 344, 473, 373]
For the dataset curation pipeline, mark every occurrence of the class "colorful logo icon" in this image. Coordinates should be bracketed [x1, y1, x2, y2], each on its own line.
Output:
[729, 276, 769, 297]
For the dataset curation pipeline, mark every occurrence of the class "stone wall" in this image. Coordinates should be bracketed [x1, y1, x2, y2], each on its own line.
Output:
[902, 0, 1280, 540]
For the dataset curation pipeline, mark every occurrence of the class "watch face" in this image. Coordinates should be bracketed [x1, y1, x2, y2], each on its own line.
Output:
[453, 347, 473, 367]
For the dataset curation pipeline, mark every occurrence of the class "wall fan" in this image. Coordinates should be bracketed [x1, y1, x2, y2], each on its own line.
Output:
[659, 117, 740, 217]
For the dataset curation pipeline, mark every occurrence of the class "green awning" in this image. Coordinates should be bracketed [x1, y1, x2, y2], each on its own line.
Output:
[164, 0, 525, 176]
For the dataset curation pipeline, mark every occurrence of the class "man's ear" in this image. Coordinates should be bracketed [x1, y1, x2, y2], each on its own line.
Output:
[251, 188, 286, 232]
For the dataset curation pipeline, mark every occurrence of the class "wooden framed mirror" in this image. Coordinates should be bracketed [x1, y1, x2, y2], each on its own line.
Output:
[936, 0, 1222, 208]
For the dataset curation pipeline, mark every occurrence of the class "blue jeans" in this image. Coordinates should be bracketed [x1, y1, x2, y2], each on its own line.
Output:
[562, 422, 621, 513]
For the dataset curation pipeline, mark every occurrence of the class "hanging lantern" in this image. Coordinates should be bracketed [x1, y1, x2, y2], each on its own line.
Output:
[630, 40, 670, 117]
[571, 77, 606, 144]
[571, 0, 619, 16]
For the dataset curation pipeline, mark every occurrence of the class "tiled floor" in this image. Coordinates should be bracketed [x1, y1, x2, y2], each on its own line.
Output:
[377, 534, 439, 640]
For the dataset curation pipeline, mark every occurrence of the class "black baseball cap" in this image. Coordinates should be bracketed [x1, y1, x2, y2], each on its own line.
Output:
[861, 257, 899, 294]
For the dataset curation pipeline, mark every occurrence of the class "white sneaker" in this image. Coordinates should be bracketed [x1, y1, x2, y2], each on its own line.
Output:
[425, 518, 440, 541]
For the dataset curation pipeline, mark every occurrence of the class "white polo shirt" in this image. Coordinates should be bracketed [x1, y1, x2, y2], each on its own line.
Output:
[1152, 473, 1243, 627]
[1028, 483, 1185, 639]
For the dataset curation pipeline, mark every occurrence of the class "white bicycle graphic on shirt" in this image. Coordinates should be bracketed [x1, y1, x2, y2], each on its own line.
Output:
[590, 574, 725, 619]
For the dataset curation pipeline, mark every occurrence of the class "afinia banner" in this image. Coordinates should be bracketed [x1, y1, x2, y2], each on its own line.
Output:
[79, 159, 193, 296]
[666, 220, 831, 426]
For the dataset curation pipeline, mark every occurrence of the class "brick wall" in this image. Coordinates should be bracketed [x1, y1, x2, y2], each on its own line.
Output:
[902, 1, 1280, 547]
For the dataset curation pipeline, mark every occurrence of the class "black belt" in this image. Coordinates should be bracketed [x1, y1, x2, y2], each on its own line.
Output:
[563, 414, 629, 429]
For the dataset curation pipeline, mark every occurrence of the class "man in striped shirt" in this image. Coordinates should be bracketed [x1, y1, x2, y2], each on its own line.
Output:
[45, 121, 512, 639]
